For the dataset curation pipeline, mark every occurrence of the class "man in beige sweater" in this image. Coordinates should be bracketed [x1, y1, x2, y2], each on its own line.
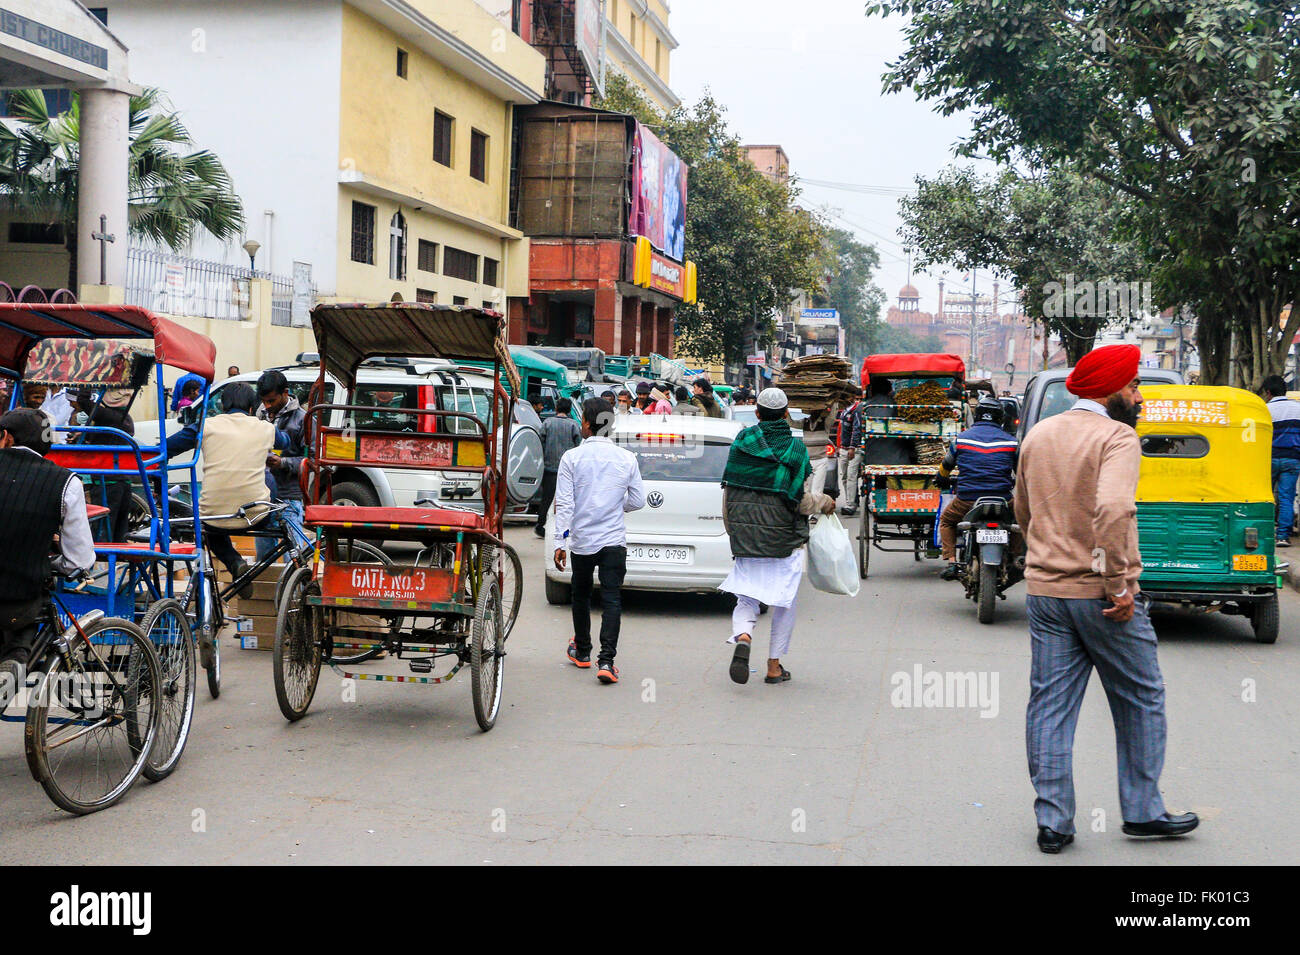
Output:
[1015, 344, 1198, 854]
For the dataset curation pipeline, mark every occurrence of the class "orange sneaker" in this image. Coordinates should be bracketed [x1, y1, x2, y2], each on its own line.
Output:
[567, 642, 592, 668]
[596, 662, 619, 684]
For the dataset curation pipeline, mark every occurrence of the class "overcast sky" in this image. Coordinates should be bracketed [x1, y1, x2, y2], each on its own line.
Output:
[669, 0, 993, 313]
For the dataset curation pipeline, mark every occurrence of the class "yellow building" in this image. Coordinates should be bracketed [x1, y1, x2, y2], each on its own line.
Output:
[101, 0, 547, 306]
[603, 0, 679, 110]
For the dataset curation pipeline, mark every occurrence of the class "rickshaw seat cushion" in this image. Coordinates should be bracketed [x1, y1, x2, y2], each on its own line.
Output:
[304, 504, 485, 530]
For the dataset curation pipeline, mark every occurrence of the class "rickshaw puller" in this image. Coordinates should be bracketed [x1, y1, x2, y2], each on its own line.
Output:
[166, 383, 294, 592]
[0, 409, 95, 712]
[936, 396, 1021, 580]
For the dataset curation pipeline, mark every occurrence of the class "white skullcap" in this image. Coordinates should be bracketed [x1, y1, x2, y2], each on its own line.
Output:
[757, 387, 788, 410]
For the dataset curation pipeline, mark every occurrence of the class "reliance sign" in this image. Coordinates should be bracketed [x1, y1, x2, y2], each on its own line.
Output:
[629, 237, 697, 304]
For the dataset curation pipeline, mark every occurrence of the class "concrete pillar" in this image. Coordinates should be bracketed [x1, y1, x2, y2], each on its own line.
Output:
[658, 307, 673, 358]
[621, 298, 637, 356]
[77, 88, 131, 291]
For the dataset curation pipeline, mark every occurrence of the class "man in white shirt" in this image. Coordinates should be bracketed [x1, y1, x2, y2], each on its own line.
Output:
[553, 397, 645, 685]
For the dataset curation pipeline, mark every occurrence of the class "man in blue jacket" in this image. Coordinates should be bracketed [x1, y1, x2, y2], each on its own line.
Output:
[936, 396, 1020, 580]
[1262, 375, 1300, 546]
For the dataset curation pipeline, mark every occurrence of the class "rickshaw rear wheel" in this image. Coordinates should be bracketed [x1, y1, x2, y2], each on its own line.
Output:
[485, 543, 523, 637]
[470, 572, 504, 732]
[327, 540, 395, 664]
[273, 566, 324, 722]
[137, 599, 196, 781]
[857, 511, 871, 579]
[1251, 593, 1279, 644]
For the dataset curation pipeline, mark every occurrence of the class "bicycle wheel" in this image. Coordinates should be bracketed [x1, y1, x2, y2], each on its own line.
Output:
[486, 543, 523, 638]
[137, 599, 196, 781]
[199, 571, 222, 699]
[470, 572, 504, 732]
[328, 539, 394, 665]
[25, 616, 162, 815]
[273, 566, 324, 722]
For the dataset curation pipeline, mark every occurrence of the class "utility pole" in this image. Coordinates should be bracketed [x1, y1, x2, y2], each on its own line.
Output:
[969, 269, 978, 373]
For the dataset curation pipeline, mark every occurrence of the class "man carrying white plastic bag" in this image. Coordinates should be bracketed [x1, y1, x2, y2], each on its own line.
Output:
[806, 512, 860, 596]
[719, 388, 836, 685]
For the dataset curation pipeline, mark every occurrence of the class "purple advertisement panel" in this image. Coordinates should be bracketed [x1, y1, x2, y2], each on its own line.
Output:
[630, 123, 687, 262]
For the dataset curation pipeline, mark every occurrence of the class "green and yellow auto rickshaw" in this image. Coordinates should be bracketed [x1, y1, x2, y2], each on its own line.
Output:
[1136, 385, 1281, 643]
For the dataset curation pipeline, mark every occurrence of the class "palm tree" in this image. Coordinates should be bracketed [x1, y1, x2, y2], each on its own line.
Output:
[0, 87, 245, 291]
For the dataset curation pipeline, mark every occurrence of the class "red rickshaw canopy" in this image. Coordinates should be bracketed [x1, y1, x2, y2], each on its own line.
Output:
[860, 353, 965, 388]
[0, 304, 217, 382]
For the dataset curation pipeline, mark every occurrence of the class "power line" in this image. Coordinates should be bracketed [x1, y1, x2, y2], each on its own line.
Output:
[800, 178, 915, 197]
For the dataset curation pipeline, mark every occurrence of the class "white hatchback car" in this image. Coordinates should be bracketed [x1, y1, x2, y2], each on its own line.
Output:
[544, 414, 742, 603]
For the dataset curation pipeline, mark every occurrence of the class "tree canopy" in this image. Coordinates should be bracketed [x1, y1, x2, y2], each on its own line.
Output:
[868, 0, 1300, 386]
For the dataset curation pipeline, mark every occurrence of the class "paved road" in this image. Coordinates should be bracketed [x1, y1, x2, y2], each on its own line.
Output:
[2, 522, 1296, 864]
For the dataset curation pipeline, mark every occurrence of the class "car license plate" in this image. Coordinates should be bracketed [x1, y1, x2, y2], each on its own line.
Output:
[627, 544, 693, 564]
[976, 529, 1009, 544]
[1233, 553, 1267, 572]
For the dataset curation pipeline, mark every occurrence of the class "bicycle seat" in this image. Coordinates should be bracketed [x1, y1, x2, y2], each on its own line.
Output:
[201, 500, 285, 525]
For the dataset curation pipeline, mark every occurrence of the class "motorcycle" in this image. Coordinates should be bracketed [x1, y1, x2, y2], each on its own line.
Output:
[955, 496, 1022, 624]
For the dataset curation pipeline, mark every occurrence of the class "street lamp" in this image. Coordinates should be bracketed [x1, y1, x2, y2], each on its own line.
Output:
[242, 239, 261, 271]
[1004, 360, 1016, 391]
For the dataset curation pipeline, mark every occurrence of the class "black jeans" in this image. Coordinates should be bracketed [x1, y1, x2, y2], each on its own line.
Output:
[570, 546, 626, 665]
[535, 469, 558, 529]
[204, 516, 270, 577]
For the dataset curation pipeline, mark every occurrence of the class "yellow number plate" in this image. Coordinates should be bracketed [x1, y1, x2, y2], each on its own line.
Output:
[1233, 554, 1267, 572]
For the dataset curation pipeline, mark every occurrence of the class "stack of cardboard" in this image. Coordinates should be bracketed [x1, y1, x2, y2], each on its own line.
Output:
[215, 537, 281, 651]
[776, 354, 861, 412]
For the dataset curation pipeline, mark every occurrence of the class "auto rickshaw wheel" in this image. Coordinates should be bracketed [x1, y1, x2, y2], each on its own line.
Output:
[1251, 593, 1279, 644]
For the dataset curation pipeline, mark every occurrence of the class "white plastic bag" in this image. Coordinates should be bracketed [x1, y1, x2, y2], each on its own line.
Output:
[806, 513, 860, 596]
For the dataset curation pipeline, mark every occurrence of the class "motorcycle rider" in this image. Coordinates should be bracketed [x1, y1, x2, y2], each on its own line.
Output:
[936, 396, 1021, 581]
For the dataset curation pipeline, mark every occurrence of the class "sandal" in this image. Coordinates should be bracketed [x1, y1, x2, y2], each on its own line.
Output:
[729, 639, 751, 684]
[764, 665, 792, 684]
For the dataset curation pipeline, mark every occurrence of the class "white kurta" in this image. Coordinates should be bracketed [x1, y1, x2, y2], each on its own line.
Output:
[718, 550, 805, 608]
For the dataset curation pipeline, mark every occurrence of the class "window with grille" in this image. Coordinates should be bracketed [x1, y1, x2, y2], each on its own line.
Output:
[482, 257, 499, 288]
[351, 201, 375, 264]
[433, 111, 453, 167]
[470, 130, 488, 182]
[453, 296, 468, 306]
[417, 239, 439, 273]
[443, 247, 479, 283]
[416, 288, 437, 303]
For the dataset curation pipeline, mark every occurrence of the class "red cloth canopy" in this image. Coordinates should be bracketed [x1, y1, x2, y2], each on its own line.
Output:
[0, 304, 216, 382]
[860, 353, 965, 388]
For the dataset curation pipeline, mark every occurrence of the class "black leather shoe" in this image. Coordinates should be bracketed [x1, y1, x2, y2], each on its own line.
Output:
[940, 563, 961, 581]
[1037, 826, 1074, 853]
[1122, 812, 1199, 837]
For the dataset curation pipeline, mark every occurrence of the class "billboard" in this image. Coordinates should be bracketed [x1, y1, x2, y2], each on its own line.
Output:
[630, 123, 687, 262]
[576, 0, 604, 96]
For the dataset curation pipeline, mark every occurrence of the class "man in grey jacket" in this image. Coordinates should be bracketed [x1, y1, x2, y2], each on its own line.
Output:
[255, 370, 307, 561]
[535, 397, 582, 538]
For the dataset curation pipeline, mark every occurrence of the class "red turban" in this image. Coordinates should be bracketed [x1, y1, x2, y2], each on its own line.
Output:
[1065, 344, 1141, 399]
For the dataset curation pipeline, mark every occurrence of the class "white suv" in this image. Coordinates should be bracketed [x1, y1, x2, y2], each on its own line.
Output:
[544, 414, 742, 603]
[136, 358, 530, 512]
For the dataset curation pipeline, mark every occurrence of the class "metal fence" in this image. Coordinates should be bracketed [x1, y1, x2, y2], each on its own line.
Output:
[125, 246, 307, 325]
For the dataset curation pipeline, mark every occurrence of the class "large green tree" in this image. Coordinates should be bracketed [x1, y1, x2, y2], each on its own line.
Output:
[898, 164, 1145, 364]
[867, 0, 1300, 387]
[597, 75, 825, 365]
[814, 225, 887, 361]
[0, 88, 244, 290]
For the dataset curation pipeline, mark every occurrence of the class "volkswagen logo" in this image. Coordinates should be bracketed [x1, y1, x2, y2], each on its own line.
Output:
[647, 491, 664, 508]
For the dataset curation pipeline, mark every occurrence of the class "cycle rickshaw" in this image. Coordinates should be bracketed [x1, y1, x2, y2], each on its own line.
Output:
[856, 353, 966, 578]
[273, 303, 529, 731]
[0, 302, 217, 809]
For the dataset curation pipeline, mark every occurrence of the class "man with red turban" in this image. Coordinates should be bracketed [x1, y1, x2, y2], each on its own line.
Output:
[1014, 343, 1198, 853]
